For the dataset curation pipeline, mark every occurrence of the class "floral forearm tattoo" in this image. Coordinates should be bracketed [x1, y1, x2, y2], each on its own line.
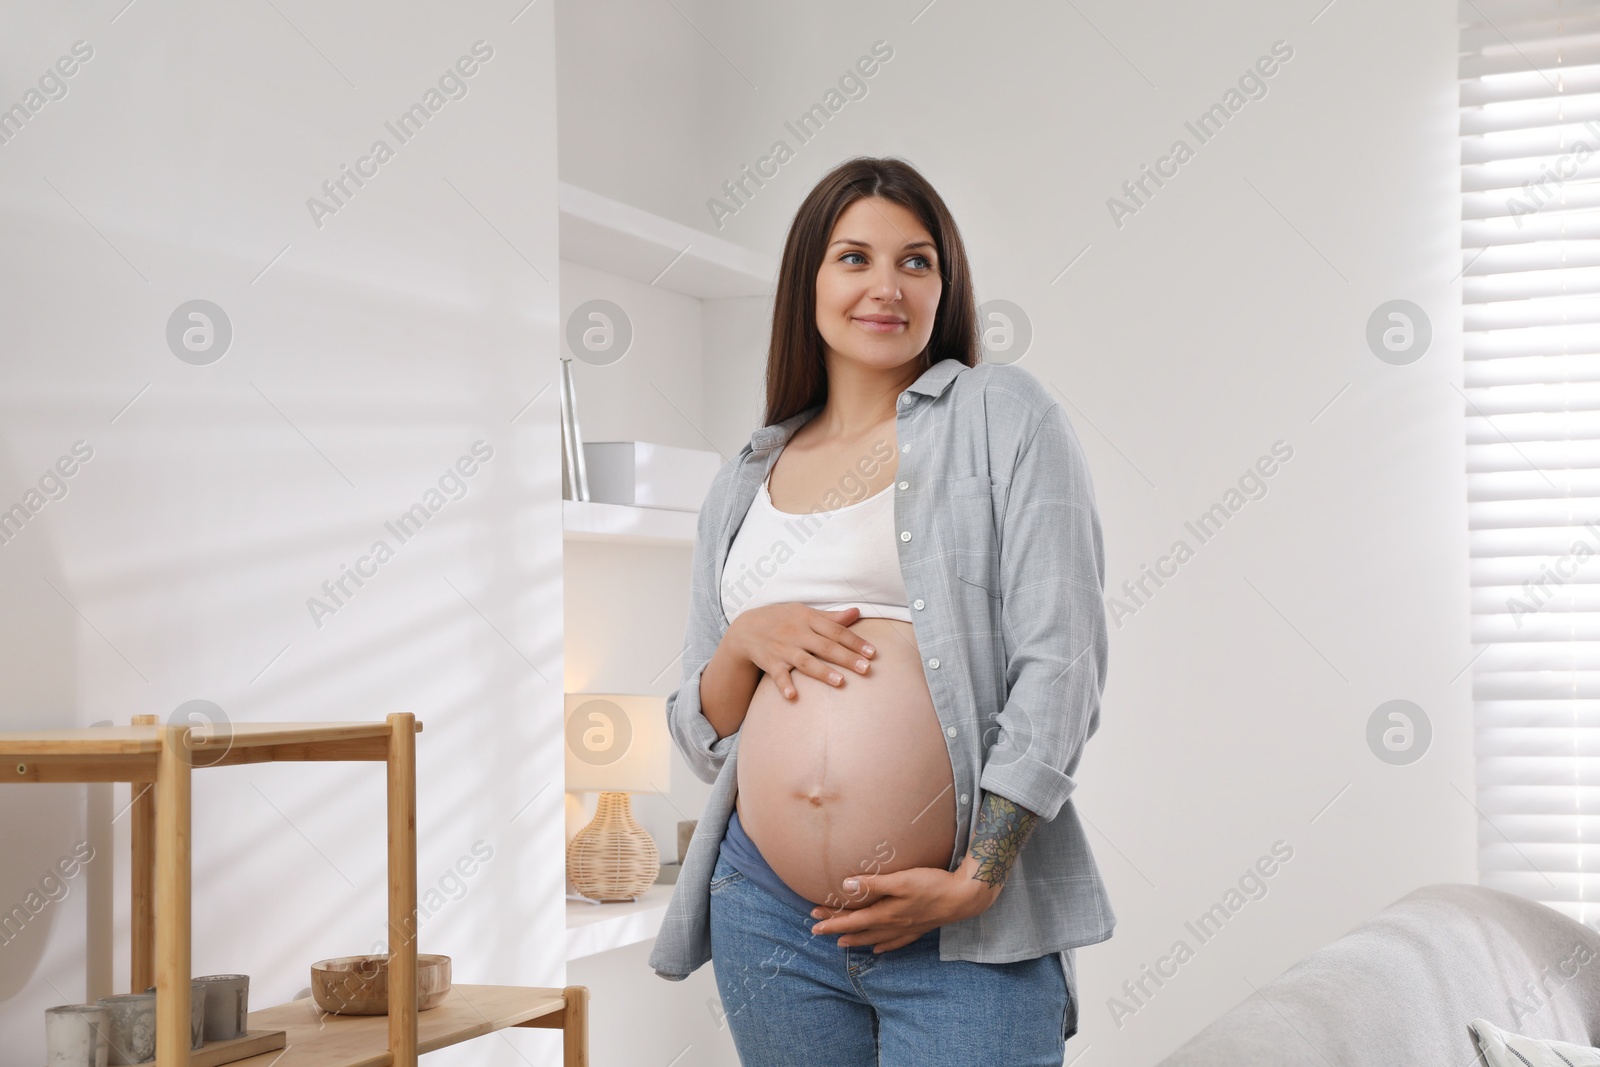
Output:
[966, 792, 1040, 889]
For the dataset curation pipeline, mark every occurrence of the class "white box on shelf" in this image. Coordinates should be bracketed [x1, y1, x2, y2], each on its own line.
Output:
[582, 441, 722, 511]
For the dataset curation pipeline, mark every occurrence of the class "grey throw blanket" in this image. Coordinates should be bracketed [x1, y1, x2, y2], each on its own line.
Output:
[1158, 883, 1600, 1066]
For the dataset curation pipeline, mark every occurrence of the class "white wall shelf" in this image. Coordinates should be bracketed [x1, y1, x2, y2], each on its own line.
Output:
[557, 180, 728, 1009]
[566, 885, 676, 961]
[563, 499, 698, 546]
[559, 182, 777, 299]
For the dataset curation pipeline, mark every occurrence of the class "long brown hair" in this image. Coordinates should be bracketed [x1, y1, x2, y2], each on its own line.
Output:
[763, 156, 980, 427]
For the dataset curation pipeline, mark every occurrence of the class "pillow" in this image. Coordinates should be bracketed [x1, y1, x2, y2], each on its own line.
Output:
[1470, 1017, 1600, 1066]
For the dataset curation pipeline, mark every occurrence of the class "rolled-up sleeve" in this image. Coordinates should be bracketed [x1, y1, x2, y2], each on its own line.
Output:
[666, 466, 740, 785]
[978, 400, 1109, 822]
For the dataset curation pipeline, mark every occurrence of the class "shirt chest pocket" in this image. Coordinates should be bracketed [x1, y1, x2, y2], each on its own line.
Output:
[940, 474, 1001, 597]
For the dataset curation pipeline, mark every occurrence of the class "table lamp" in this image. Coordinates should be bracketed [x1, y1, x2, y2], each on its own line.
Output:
[564, 693, 671, 902]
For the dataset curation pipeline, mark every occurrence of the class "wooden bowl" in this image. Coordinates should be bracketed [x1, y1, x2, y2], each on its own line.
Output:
[310, 954, 451, 1015]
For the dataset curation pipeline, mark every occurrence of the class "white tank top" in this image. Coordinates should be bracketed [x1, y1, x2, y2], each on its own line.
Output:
[720, 463, 912, 624]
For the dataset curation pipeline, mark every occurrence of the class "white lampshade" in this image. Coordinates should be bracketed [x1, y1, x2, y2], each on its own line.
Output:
[564, 693, 671, 794]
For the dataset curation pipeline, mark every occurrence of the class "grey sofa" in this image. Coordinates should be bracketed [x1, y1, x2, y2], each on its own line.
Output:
[1156, 883, 1600, 1065]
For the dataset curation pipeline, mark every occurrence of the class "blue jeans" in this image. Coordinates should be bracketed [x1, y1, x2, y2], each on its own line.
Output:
[707, 850, 1070, 1065]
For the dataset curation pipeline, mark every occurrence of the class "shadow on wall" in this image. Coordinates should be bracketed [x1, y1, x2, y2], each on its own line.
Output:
[0, 433, 97, 1005]
[0, 187, 567, 1048]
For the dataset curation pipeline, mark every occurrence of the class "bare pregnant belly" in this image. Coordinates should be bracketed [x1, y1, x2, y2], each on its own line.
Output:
[735, 617, 958, 910]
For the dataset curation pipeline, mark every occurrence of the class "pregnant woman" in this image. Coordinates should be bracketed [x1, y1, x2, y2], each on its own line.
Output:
[647, 156, 1116, 1065]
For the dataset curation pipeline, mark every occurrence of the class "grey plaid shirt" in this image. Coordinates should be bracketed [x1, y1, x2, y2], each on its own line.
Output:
[646, 357, 1116, 1040]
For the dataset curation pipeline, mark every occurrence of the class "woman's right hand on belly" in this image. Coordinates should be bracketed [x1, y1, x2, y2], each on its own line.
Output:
[729, 604, 877, 700]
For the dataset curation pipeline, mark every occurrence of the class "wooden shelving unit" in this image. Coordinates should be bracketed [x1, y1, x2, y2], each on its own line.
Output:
[0, 717, 589, 1067]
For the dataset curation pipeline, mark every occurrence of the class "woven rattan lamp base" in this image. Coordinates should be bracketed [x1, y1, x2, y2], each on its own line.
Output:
[567, 790, 660, 902]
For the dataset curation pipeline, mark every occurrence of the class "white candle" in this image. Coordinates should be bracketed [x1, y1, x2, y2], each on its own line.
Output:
[45, 1004, 108, 1067]
[195, 974, 249, 1042]
[96, 994, 156, 1065]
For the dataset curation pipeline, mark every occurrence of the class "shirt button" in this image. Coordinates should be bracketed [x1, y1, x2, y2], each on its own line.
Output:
[913, 598, 925, 610]
[898, 480, 908, 490]
[946, 726, 958, 738]
[928, 657, 940, 669]
[899, 393, 912, 407]
[959, 793, 969, 805]
[901, 443, 910, 453]
[900, 531, 911, 542]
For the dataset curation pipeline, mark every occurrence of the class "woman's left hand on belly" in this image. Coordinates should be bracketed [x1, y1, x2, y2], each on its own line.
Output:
[806, 855, 1002, 953]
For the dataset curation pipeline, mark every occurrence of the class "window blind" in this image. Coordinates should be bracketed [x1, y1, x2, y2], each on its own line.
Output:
[1463, 0, 1600, 926]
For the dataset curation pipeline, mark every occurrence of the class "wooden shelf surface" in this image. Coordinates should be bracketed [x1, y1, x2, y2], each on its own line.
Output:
[0, 721, 427, 782]
[128, 1029, 286, 1067]
[0, 721, 421, 757]
[229, 985, 569, 1066]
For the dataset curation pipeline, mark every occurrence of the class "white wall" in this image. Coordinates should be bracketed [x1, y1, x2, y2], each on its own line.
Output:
[0, 2, 564, 1064]
[555, 0, 707, 234]
[566, 2, 1470, 1065]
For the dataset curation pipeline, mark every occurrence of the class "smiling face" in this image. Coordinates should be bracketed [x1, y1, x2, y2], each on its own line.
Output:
[814, 196, 943, 379]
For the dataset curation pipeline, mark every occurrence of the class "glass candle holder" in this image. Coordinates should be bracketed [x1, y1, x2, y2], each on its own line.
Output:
[45, 1004, 109, 1067]
[144, 981, 207, 1049]
[194, 974, 249, 1042]
[95, 994, 155, 1066]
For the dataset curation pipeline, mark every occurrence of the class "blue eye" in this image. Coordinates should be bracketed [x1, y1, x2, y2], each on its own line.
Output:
[838, 251, 934, 269]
